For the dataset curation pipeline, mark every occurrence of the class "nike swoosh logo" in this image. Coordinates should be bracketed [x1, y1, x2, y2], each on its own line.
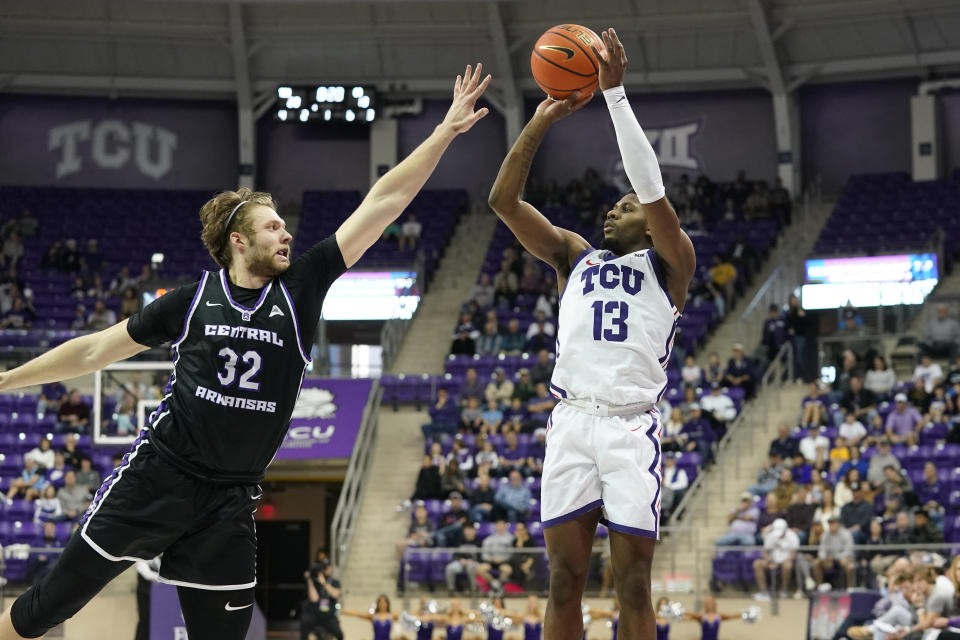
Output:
[225, 602, 254, 611]
[205, 301, 222, 307]
[539, 45, 575, 61]
[585, 259, 599, 266]
[616, 96, 627, 103]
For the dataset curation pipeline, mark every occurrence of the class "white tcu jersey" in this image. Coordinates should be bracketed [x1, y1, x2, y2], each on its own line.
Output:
[550, 248, 679, 406]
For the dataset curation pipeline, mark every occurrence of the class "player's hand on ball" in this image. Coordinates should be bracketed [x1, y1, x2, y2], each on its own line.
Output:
[591, 28, 627, 91]
[442, 63, 492, 134]
[535, 91, 593, 123]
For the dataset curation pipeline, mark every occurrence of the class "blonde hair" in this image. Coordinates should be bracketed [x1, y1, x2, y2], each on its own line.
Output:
[949, 555, 960, 591]
[199, 187, 276, 269]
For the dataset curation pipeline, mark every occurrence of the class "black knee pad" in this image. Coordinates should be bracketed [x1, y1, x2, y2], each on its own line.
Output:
[11, 537, 130, 638]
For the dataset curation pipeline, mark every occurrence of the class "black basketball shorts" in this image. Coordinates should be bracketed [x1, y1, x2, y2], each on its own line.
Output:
[78, 431, 261, 589]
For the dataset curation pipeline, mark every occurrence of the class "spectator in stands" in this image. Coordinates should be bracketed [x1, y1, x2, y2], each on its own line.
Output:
[33, 485, 63, 523]
[434, 492, 470, 547]
[475, 321, 502, 356]
[441, 460, 467, 498]
[914, 354, 944, 394]
[714, 493, 759, 546]
[748, 454, 785, 497]
[493, 470, 531, 522]
[74, 457, 99, 493]
[499, 431, 529, 477]
[493, 260, 518, 296]
[485, 368, 514, 409]
[916, 462, 943, 507]
[0, 296, 35, 328]
[469, 273, 495, 309]
[661, 455, 688, 519]
[790, 452, 814, 485]
[460, 368, 484, 407]
[445, 523, 480, 593]
[411, 456, 445, 501]
[57, 470, 89, 521]
[800, 383, 828, 428]
[5, 458, 45, 503]
[798, 426, 829, 468]
[863, 356, 896, 400]
[724, 343, 755, 398]
[528, 350, 554, 386]
[827, 437, 852, 474]
[841, 376, 877, 426]
[25, 437, 55, 470]
[396, 504, 435, 559]
[456, 311, 479, 338]
[109, 265, 137, 297]
[135, 263, 152, 286]
[398, 213, 422, 251]
[119, 287, 139, 320]
[86, 299, 116, 331]
[832, 350, 863, 403]
[752, 518, 798, 601]
[498, 319, 524, 356]
[525, 310, 555, 342]
[479, 399, 503, 435]
[768, 423, 799, 460]
[700, 381, 737, 438]
[40, 240, 63, 270]
[814, 517, 855, 589]
[67, 304, 86, 331]
[493, 276, 517, 308]
[477, 519, 514, 590]
[661, 408, 685, 453]
[680, 355, 702, 387]
[84, 238, 103, 271]
[867, 439, 900, 489]
[885, 393, 923, 446]
[913, 508, 943, 544]
[512, 368, 535, 403]
[773, 468, 797, 508]
[839, 482, 872, 544]
[768, 178, 792, 223]
[450, 327, 476, 357]
[475, 439, 500, 477]
[422, 387, 459, 441]
[785, 294, 811, 381]
[460, 397, 484, 434]
[58, 434, 81, 471]
[757, 493, 785, 542]
[785, 486, 816, 544]
[709, 254, 737, 306]
[699, 351, 720, 387]
[468, 474, 496, 522]
[534, 275, 558, 318]
[61, 238, 81, 272]
[526, 382, 556, 421]
[1, 230, 24, 269]
[920, 304, 960, 360]
[508, 522, 536, 587]
[838, 413, 868, 449]
[762, 304, 787, 363]
[503, 397, 528, 434]
[871, 511, 916, 580]
[519, 262, 542, 295]
[880, 466, 912, 515]
[679, 404, 716, 464]
[70, 276, 86, 300]
[56, 390, 90, 435]
[84, 273, 105, 300]
[831, 467, 856, 509]
[45, 451, 69, 487]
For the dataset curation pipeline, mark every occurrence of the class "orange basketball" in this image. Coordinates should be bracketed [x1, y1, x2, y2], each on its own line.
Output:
[530, 24, 602, 99]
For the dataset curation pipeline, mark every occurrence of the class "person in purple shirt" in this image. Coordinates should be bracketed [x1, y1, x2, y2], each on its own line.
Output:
[525, 382, 556, 424]
[885, 393, 924, 445]
[526, 428, 546, 476]
[836, 446, 869, 481]
[499, 431, 529, 477]
[915, 461, 944, 506]
[459, 367, 485, 407]
[679, 404, 716, 464]
[422, 387, 460, 441]
[800, 382, 828, 428]
[37, 382, 68, 417]
[762, 304, 787, 362]
[715, 493, 759, 546]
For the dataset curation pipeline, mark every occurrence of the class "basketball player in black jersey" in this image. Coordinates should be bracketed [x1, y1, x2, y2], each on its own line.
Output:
[0, 64, 491, 640]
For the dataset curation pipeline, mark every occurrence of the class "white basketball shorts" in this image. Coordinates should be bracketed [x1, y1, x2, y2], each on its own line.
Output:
[540, 401, 662, 539]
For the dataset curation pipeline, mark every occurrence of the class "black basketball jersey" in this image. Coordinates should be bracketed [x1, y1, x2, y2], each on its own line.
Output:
[147, 268, 312, 483]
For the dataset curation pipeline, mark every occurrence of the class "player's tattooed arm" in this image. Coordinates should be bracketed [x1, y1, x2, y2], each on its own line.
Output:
[0, 320, 148, 391]
[488, 94, 592, 278]
[336, 64, 491, 268]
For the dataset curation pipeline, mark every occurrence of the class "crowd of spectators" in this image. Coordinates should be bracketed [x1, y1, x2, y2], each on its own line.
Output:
[716, 309, 960, 606]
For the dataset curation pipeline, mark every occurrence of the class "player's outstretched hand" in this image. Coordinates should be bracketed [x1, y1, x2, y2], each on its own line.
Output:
[534, 90, 593, 124]
[592, 28, 628, 91]
[442, 63, 492, 134]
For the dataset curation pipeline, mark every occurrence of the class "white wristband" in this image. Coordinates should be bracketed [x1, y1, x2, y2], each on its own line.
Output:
[603, 86, 629, 109]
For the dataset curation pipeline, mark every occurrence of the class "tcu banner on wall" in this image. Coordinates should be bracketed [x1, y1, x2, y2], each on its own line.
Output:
[0, 95, 237, 189]
[274, 378, 374, 460]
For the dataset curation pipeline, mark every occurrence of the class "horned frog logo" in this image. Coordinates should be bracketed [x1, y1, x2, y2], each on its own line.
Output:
[292, 387, 338, 419]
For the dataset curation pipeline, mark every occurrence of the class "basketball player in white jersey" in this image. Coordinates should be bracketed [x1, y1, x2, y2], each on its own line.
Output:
[489, 29, 695, 640]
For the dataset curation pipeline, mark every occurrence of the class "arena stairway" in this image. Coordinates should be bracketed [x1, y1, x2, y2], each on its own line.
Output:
[653, 381, 808, 594]
[389, 205, 498, 374]
[339, 407, 430, 596]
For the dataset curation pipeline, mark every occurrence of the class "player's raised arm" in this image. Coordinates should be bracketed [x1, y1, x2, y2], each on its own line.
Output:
[335, 64, 491, 268]
[592, 28, 695, 290]
[0, 320, 148, 391]
[488, 95, 592, 277]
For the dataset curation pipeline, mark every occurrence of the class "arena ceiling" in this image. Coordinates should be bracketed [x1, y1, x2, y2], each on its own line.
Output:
[2, 0, 960, 107]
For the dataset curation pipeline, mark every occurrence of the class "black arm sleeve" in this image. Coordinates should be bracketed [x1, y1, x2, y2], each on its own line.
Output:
[125, 281, 200, 348]
[280, 235, 348, 341]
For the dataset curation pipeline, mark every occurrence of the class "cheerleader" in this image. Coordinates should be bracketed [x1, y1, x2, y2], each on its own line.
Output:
[684, 596, 741, 640]
[342, 595, 400, 640]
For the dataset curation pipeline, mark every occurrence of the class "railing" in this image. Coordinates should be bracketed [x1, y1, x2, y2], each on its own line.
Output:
[329, 380, 383, 574]
[380, 253, 427, 374]
[668, 342, 793, 529]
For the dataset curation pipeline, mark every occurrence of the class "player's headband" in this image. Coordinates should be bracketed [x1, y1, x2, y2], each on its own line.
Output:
[224, 200, 249, 236]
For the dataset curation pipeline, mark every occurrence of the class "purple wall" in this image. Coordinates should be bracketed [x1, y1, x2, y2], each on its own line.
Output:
[397, 99, 506, 195]
[257, 118, 369, 205]
[0, 95, 237, 190]
[800, 79, 915, 191]
[528, 89, 778, 187]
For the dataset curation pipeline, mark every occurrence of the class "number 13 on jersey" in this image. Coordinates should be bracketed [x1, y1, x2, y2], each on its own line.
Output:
[591, 300, 629, 342]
